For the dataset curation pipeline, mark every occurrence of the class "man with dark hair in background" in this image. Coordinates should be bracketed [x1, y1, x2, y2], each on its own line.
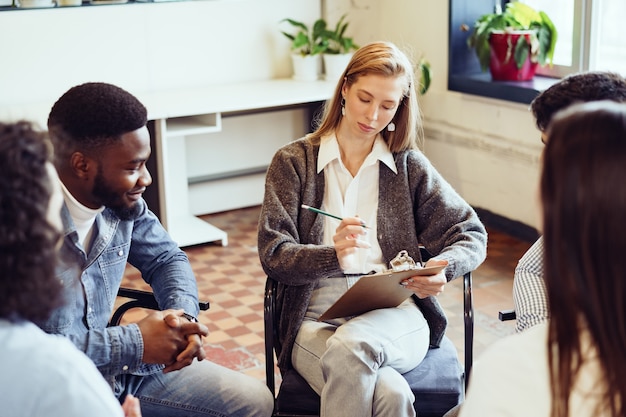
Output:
[514, 71, 626, 333]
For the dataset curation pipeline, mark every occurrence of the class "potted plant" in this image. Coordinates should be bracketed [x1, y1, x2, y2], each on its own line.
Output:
[321, 14, 360, 82]
[467, 1, 557, 81]
[416, 57, 432, 95]
[280, 18, 327, 81]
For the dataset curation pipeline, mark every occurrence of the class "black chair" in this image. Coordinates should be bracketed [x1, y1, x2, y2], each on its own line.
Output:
[110, 287, 210, 326]
[264, 259, 474, 417]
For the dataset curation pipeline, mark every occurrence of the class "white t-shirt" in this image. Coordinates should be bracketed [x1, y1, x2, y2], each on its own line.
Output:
[0, 319, 123, 417]
[460, 321, 608, 417]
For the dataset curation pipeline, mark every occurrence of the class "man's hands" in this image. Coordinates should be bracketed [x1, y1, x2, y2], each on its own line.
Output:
[136, 309, 209, 373]
[401, 259, 448, 298]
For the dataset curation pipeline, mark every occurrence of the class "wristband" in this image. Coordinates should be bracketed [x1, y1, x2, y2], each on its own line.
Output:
[182, 312, 198, 323]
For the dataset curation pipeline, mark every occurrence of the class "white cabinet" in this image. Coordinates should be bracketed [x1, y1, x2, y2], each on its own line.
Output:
[146, 79, 335, 247]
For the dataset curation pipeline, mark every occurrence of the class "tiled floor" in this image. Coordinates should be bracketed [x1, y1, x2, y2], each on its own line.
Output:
[121, 205, 533, 387]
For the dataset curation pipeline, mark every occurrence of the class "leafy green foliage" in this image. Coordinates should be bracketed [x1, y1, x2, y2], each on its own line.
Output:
[417, 58, 431, 95]
[467, 1, 558, 72]
[322, 14, 359, 55]
[513, 36, 530, 68]
[280, 18, 328, 56]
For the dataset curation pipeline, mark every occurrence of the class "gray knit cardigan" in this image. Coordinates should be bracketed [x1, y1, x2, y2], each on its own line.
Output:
[257, 138, 487, 372]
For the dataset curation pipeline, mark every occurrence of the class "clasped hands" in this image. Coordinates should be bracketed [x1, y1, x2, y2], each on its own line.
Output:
[137, 309, 209, 373]
[334, 216, 447, 299]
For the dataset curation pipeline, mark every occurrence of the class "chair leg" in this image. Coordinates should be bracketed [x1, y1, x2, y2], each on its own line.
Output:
[264, 279, 276, 395]
[463, 271, 473, 391]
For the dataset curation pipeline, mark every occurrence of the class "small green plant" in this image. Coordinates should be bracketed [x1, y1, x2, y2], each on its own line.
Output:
[417, 58, 432, 95]
[322, 14, 359, 55]
[280, 18, 327, 56]
[467, 1, 557, 71]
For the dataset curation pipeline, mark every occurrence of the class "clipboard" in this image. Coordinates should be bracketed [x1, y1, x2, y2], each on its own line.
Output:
[318, 262, 447, 321]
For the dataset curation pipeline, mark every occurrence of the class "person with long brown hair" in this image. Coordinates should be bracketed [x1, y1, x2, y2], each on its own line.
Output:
[460, 100, 626, 416]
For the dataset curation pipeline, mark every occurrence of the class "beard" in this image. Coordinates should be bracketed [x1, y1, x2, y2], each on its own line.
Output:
[92, 170, 141, 221]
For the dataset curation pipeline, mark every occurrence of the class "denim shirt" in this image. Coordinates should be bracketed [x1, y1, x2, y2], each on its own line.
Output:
[37, 198, 200, 385]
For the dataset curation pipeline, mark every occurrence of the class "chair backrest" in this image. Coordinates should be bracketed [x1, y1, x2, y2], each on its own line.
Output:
[110, 287, 210, 326]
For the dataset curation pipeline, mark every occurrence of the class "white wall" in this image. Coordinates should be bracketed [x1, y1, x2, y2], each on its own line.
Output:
[324, 0, 542, 230]
[0, 0, 320, 113]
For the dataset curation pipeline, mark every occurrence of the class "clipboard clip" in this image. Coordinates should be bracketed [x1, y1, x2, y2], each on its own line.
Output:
[389, 250, 418, 271]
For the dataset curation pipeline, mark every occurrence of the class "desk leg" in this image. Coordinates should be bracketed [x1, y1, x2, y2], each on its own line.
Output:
[154, 119, 228, 247]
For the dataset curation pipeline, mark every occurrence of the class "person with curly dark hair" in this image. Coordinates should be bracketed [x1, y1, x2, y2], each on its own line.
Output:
[0, 120, 141, 417]
[42, 82, 274, 417]
[530, 71, 626, 133]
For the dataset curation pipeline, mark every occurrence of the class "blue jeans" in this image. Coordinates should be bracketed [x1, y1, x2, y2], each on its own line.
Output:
[292, 299, 429, 417]
[119, 359, 274, 417]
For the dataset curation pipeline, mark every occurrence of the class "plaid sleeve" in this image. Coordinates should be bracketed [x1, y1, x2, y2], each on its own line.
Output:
[513, 237, 548, 333]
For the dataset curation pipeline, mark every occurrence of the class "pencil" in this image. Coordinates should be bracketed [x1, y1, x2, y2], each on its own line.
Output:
[301, 204, 369, 228]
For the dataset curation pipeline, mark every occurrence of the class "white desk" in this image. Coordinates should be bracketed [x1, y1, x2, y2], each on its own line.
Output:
[143, 78, 335, 247]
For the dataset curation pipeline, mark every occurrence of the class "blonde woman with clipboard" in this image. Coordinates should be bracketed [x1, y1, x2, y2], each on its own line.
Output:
[258, 41, 487, 417]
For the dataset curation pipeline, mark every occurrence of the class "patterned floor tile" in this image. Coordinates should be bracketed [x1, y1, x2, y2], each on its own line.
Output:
[120, 205, 533, 387]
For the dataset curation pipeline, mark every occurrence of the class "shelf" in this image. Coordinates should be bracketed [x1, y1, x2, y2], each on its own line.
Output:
[167, 215, 227, 247]
[142, 78, 336, 120]
[166, 113, 221, 136]
[0, 0, 179, 11]
[188, 165, 267, 184]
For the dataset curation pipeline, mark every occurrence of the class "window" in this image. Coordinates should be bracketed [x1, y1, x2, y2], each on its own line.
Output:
[526, 0, 626, 77]
[591, 0, 626, 74]
[523, 0, 576, 77]
[448, 0, 626, 104]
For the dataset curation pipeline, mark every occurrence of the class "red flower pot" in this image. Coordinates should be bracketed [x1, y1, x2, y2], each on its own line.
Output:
[489, 30, 538, 81]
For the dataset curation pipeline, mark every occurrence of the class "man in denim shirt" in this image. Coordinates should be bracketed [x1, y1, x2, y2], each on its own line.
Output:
[40, 82, 274, 417]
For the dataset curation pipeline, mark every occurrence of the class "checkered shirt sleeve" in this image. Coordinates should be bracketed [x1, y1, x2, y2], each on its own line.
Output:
[513, 236, 548, 333]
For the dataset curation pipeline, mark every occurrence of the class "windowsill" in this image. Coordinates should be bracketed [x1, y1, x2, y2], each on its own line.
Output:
[448, 72, 560, 104]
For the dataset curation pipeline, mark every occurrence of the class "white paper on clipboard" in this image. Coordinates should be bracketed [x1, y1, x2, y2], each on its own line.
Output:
[318, 262, 447, 322]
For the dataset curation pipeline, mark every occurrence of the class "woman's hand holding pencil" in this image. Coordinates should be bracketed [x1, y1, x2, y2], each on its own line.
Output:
[301, 204, 371, 271]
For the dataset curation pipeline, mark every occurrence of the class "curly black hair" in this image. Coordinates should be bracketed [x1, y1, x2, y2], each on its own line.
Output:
[530, 71, 626, 132]
[0, 121, 63, 322]
[47, 82, 148, 166]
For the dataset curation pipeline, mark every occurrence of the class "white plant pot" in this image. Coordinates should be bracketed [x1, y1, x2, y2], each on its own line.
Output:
[323, 53, 353, 82]
[18, 0, 55, 7]
[58, 0, 81, 6]
[291, 54, 321, 82]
